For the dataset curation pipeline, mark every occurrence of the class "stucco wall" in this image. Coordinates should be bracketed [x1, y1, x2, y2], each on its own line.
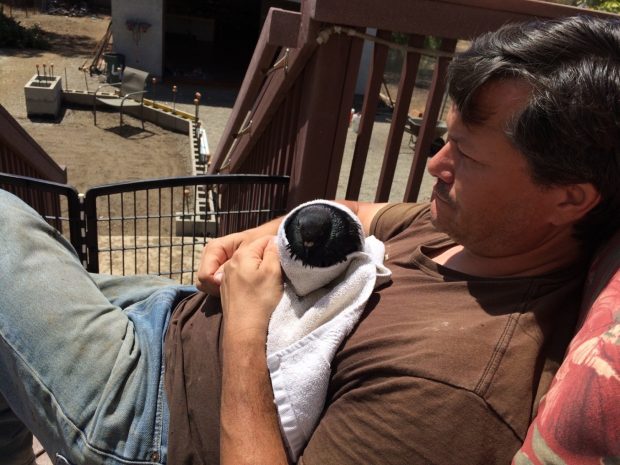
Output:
[111, 0, 164, 76]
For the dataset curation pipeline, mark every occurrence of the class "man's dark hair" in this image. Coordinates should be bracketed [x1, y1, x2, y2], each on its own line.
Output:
[447, 15, 620, 248]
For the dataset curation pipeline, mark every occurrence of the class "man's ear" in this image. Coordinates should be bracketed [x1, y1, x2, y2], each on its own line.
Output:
[551, 183, 601, 226]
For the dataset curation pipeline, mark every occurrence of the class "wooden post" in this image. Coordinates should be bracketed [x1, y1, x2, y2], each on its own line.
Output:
[286, 31, 364, 208]
[404, 38, 456, 202]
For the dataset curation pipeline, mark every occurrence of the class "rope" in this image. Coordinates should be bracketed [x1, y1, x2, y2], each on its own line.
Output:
[218, 25, 454, 172]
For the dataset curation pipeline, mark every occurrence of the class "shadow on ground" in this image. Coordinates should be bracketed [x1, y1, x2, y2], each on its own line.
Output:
[43, 29, 98, 56]
[102, 124, 156, 140]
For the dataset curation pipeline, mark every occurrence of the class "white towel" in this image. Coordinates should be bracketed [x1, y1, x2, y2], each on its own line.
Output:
[266, 200, 391, 461]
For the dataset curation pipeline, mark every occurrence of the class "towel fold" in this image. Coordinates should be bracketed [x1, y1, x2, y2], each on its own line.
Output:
[267, 200, 391, 460]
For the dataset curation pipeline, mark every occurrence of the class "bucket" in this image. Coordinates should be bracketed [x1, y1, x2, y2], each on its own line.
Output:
[103, 53, 125, 83]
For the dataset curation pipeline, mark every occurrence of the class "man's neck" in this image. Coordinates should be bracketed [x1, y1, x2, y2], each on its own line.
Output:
[431, 239, 586, 278]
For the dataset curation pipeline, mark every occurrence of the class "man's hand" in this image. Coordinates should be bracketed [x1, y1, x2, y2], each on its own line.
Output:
[195, 217, 283, 296]
[219, 236, 289, 465]
[195, 232, 247, 295]
[220, 235, 283, 339]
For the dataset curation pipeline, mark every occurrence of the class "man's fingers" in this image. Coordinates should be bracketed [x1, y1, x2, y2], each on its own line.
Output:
[196, 245, 229, 294]
[232, 236, 279, 269]
[260, 237, 281, 271]
[219, 235, 283, 330]
[250, 235, 278, 260]
[214, 268, 224, 283]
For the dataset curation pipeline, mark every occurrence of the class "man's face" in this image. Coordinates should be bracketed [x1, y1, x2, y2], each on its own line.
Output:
[428, 79, 561, 257]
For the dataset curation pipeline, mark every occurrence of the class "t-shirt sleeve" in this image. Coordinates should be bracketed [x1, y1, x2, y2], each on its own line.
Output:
[298, 377, 521, 465]
[370, 203, 430, 242]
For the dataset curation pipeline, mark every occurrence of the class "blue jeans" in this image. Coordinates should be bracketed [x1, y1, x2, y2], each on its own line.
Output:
[0, 190, 195, 464]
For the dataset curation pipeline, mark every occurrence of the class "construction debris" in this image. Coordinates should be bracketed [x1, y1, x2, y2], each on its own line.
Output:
[44, 1, 90, 17]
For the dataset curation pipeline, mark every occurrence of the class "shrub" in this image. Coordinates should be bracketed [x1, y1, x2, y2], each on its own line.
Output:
[0, 10, 50, 49]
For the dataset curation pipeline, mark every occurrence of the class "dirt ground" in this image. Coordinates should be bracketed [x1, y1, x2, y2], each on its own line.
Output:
[0, 6, 442, 204]
[0, 6, 233, 193]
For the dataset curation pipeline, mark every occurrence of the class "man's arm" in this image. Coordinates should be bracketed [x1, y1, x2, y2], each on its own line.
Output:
[211, 201, 388, 463]
[218, 236, 289, 465]
[335, 200, 388, 235]
[196, 201, 388, 295]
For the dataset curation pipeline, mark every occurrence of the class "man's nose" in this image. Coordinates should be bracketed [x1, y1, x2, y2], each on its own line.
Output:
[427, 141, 455, 183]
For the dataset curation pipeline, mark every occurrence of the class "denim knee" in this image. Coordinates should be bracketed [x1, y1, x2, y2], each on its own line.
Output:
[0, 189, 196, 464]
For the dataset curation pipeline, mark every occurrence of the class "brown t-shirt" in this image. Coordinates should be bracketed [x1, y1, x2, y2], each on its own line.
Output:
[164, 203, 585, 465]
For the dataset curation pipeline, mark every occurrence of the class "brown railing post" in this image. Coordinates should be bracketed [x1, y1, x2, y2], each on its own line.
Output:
[210, 9, 301, 173]
[346, 30, 391, 200]
[404, 38, 457, 202]
[375, 34, 425, 202]
[0, 104, 67, 183]
[287, 31, 364, 208]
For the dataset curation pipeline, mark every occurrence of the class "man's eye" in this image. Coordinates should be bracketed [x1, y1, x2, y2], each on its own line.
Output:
[448, 139, 475, 162]
[454, 145, 471, 160]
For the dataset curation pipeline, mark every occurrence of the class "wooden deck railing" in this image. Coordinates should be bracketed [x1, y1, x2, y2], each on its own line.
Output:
[210, 0, 612, 208]
[0, 103, 68, 224]
[0, 103, 67, 183]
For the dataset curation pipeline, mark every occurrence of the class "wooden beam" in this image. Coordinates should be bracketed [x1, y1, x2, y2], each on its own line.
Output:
[375, 34, 425, 202]
[307, 0, 615, 40]
[346, 30, 390, 200]
[287, 32, 364, 207]
[210, 9, 302, 173]
[266, 8, 302, 48]
[404, 38, 457, 202]
[223, 42, 318, 173]
[0, 104, 67, 183]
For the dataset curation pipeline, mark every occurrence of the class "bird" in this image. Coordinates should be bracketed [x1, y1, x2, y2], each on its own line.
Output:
[284, 203, 363, 268]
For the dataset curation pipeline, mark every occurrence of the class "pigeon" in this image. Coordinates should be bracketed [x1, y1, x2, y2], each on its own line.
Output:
[283, 202, 363, 268]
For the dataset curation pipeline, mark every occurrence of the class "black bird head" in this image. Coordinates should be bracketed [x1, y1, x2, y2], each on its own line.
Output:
[284, 203, 363, 268]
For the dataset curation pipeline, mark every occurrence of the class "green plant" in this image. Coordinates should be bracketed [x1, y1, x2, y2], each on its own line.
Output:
[546, 0, 620, 13]
[591, 0, 620, 13]
[0, 10, 50, 49]
[424, 36, 441, 50]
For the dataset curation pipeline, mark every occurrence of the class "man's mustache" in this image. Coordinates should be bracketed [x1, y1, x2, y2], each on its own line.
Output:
[433, 180, 453, 205]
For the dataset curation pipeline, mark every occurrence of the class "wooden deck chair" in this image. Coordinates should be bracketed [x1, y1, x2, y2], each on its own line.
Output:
[93, 66, 149, 130]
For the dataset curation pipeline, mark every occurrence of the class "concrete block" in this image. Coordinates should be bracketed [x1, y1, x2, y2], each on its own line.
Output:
[24, 75, 62, 118]
[62, 89, 95, 106]
[62, 90, 194, 134]
[175, 214, 217, 236]
[156, 108, 182, 131]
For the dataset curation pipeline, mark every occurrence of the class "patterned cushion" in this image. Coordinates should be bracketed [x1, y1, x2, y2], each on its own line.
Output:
[513, 229, 620, 464]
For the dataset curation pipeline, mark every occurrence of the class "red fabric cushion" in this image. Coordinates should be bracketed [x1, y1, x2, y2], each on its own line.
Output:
[513, 230, 620, 464]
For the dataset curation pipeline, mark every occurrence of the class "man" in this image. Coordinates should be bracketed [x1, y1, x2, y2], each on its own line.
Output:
[0, 14, 618, 465]
[167, 14, 620, 464]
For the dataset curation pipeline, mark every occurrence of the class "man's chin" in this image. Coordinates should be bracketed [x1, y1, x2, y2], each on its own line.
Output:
[429, 201, 444, 230]
[430, 199, 453, 235]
